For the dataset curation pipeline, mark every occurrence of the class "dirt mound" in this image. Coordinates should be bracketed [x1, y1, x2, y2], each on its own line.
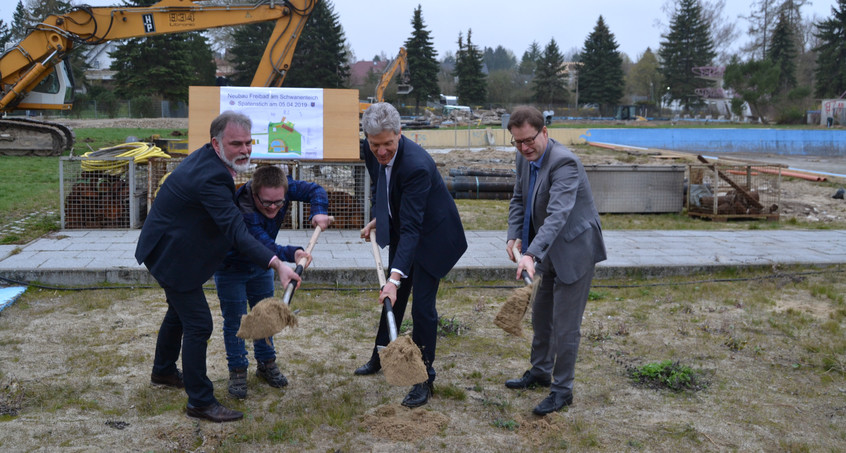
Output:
[378, 335, 429, 386]
[361, 404, 449, 441]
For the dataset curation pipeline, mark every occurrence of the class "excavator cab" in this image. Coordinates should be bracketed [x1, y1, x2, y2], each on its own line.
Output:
[14, 60, 74, 111]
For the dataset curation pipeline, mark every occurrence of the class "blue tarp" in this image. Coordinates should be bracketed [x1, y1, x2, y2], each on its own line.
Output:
[0, 286, 27, 313]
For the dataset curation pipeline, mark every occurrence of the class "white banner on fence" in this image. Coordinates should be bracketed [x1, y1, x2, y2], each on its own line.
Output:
[220, 87, 324, 160]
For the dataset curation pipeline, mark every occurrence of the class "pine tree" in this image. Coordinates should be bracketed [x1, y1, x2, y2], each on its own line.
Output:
[453, 30, 486, 105]
[11, 0, 32, 41]
[532, 38, 568, 106]
[768, 11, 797, 92]
[518, 41, 542, 75]
[229, 22, 274, 86]
[0, 20, 12, 50]
[484, 46, 517, 72]
[284, 0, 349, 88]
[658, 0, 716, 111]
[110, 0, 215, 102]
[404, 5, 439, 113]
[812, 0, 846, 98]
[578, 16, 625, 111]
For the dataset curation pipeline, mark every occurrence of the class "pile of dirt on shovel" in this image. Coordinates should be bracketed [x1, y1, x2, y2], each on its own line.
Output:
[378, 335, 429, 386]
[236, 297, 297, 340]
[494, 284, 534, 336]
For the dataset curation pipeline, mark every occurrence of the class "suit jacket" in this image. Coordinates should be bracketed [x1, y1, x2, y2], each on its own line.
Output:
[507, 138, 606, 284]
[135, 144, 274, 291]
[364, 135, 467, 279]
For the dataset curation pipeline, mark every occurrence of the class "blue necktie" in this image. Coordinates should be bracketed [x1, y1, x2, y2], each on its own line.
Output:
[521, 164, 537, 254]
[375, 166, 389, 247]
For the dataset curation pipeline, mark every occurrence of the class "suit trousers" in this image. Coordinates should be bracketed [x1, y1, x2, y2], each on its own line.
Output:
[370, 259, 440, 384]
[152, 284, 216, 407]
[529, 259, 595, 394]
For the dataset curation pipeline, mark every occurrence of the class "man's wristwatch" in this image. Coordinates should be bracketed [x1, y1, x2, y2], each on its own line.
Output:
[387, 277, 402, 289]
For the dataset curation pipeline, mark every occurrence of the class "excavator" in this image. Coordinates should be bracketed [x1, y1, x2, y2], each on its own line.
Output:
[358, 46, 412, 114]
[0, 0, 316, 156]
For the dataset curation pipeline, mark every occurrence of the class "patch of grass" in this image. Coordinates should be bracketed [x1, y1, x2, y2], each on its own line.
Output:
[437, 316, 468, 337]
[629, 360, 706, 392]
[491, 418, 519, 431]
[436, 383, 467, 401]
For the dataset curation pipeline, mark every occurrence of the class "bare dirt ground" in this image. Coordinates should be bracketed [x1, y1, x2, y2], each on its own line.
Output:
[1, 268, 845, 451]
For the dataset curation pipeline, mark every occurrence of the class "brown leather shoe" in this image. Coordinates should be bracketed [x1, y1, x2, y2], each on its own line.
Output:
[185, 402, 243, 423]
[150, 369, 184, 389]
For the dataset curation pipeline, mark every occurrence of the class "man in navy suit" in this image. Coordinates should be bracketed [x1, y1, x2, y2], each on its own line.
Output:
[355, 103, 467, 408]
[136, 111, 301, 423]
[504, 106, 606, 415]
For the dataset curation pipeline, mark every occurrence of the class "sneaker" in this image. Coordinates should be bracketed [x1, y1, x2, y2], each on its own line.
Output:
[256, 359, 288, 388]
[228, 368, 247, 399]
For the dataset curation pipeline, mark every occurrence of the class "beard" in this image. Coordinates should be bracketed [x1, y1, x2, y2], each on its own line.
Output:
[220, 152, 251, 173]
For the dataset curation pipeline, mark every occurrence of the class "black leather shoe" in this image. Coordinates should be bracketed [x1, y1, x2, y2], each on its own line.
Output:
[186, 402, 243, 423]
[401, 382, 433, 408]
[505, 370, 551, 389]
[354, 359, 381, 376]
[150, 369, 184, 389]
[533, 391, 573, 415]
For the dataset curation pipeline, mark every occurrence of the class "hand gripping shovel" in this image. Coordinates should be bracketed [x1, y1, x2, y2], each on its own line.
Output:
[494, 244, 538, 337]
[368, 229, 428, 386]
[237, 219, 332, 341]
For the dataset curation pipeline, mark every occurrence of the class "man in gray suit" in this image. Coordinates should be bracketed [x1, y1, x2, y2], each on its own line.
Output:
[504, 106, 606, 415]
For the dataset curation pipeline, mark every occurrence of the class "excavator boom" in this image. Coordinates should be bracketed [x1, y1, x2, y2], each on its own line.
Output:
[0, 0, 316, 155]
[359, 46, 411, 114]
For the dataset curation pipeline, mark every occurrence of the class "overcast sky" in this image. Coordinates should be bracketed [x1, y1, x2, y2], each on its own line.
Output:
[2, 0, 838, 61]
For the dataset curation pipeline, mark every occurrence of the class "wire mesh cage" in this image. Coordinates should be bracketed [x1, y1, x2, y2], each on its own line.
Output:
[282, 161, 370, 230]
[687, 163, 781, 221]
[585, 165, 686, 213]
[146, 159, 370, 230]
[60, 157, 146, 229]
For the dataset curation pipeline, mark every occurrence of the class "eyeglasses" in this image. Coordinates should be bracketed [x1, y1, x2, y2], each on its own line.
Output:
[511, 129, 542, 148]
[257, 196, 285, 208]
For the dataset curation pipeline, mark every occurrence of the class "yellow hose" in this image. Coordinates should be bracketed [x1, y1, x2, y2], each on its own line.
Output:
[81, 142, 171, 174]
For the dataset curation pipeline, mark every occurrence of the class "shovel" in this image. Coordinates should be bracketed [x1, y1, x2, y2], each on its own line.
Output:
[281, 217, 333, 305]
[494, 244, 537, 336]
[368, 229, 428, 386]
[236, 217, 332, 341]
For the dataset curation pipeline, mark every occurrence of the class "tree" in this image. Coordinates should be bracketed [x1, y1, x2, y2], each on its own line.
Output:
[768, 11, 798, 92]
[0, 20, 13, 50]
[742, 0, 780, 59]
[518, 41, 542, 75]
[813, 0, 846, 98]
[578, 16, 624, 111]
[724, 56, 779, 121]
[453, 30, 486, 105]
[284, 0, 349, 88]
[110, 0, 215, 103]
[659, 0, 739, 65]
[626, 48, 663, 106]
[404, 4, 440, 113]
[658, 0, 716, 111]
[484, 46, 517, 72]
[10, 0, 32, 41]
[533, 38, 568, 106]
[229, 22, 274, 86]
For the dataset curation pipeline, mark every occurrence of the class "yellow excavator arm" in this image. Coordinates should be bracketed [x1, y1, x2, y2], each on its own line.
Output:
[0, 0, 316, 113]
[359, 46, 411, 114]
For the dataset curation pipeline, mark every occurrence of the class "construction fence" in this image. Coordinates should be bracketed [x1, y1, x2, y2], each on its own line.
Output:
[60, 156, 370, 230]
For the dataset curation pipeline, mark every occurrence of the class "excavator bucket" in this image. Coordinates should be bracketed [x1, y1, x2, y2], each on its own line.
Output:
[397, 84, 413, 95]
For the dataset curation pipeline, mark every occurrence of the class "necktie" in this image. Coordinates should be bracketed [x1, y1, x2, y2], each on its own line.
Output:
[375, 165, 389, 247]
[521, 164, 538, 254]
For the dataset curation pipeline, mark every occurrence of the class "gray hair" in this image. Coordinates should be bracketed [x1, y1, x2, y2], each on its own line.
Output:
[361, 102, 401, 136]
[210, 110, 252, 143]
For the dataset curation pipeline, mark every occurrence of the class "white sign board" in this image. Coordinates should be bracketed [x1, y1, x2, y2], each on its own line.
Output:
[220, 87, 324, 159]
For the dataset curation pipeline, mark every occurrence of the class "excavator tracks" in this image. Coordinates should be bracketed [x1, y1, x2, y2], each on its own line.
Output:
[0, 118, 75, 156]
